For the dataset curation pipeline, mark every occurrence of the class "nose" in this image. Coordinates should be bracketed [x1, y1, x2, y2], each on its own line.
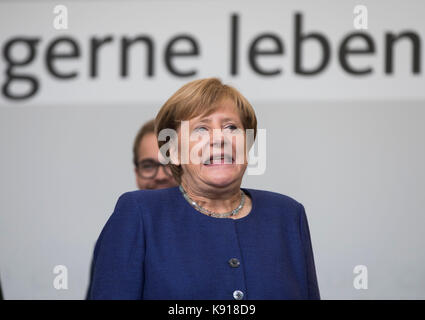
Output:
[211, 128, 225, 148]
[155, 165, 171, 181]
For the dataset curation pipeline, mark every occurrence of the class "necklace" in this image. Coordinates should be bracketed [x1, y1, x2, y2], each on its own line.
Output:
[179, 184, 245, 218]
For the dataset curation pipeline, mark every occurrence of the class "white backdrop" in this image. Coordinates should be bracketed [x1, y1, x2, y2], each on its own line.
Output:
[1, 0, 425, 299]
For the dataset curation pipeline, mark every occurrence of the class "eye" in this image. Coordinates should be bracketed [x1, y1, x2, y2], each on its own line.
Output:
[223, 124, 239, 132]
[194, 126, 208, 133]
[139, 161, 157, 169]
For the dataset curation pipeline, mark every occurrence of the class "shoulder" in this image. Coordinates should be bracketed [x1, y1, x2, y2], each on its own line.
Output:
[245, 188, 302, 210]
[121, 186, 179, 205]
[116, 186, 179, 215]
[95, 188, 179, 250]
[128, 186, 178, 201]
[244, 187, 305, 223]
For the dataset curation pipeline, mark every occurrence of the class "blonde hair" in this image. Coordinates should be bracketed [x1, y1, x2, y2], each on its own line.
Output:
[155, 78, 257, 184]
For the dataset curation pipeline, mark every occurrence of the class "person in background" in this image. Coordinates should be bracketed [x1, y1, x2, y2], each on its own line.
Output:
[132, 119, 178, 190]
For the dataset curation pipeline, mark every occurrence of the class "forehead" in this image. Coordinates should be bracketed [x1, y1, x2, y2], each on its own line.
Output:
[192, 99, 241, 123]
[138, 132, 159, 160]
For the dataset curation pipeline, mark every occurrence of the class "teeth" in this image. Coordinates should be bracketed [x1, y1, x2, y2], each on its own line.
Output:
[205, 155, 233, 164]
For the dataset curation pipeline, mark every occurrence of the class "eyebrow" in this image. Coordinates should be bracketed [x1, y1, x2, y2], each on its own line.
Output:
[197, 117, 237, 124]
[138, 157, 156, 163]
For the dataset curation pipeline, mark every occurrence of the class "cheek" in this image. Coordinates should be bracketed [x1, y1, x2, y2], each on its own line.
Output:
[182, 163, 201, 178]
[190, 136, 210, 161]
[233, 136, 247, 162]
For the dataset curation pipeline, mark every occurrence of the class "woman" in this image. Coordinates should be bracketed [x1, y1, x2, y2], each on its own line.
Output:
[88, 78, 320, 300]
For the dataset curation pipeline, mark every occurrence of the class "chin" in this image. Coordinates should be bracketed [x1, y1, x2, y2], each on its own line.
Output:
[202, 173, 241, 188]
[199, 164, 245, 187]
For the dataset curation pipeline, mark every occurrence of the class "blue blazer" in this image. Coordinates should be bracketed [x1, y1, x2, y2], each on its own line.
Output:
[88, 186, 320, 300]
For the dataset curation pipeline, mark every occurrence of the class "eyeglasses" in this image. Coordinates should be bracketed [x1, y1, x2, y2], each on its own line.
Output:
[136, 159, 173, 179]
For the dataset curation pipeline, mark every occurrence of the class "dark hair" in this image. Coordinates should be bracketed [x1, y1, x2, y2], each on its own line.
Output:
[132, 119, 156, 167]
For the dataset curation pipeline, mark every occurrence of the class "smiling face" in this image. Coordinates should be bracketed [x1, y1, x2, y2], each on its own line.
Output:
[135, 132, 178, 190]
[177, 98, 248, 191]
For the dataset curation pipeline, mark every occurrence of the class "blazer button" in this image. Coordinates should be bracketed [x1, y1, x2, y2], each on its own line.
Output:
[233, 290, 244, 300]
[228, 258, 240, 268]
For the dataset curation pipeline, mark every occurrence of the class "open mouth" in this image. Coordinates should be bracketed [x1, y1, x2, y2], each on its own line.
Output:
[203, 154, 234, 166]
